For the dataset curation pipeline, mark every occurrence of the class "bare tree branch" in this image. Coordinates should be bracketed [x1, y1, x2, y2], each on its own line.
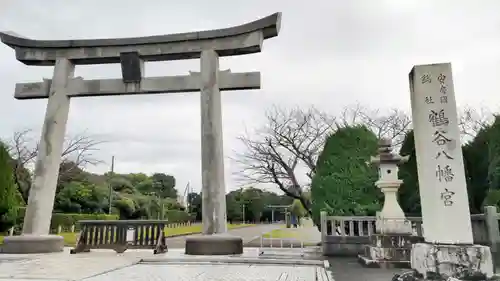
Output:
[336, 103, 412, 149]
[4, 129, 106, 203]
[458, 106, 494, 141]
[266, 106, 336, 179]
[232, 106, 336, 214]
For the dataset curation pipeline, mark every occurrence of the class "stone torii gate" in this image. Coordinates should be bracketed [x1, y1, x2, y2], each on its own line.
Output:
[0, 12, 281, 254]
[266, 204, 291, 223]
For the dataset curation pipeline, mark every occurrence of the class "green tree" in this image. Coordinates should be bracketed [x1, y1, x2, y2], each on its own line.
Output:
[241, 187, 267, 222]
[290, 199, 307, 218]
[226, 190, 244, 222]
[464, 115, 500, 212]
[113, 196, 137, 218]
[57, 161, 88, 190]
[482, 189, 500, 208]
[151, 173, 177, 199]
[187, 192, 202, 220]
[0, 142, 19, 232]
[54, 181, 108, 213]
[109, 177, 135, 194]
[397, 130, 421, 215]
[310, 125, 380, 228]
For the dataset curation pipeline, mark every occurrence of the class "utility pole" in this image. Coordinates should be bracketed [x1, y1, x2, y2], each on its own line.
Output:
[107, 156, 115, 215]
[185, 182, 191, 213]
[158, 193, 163, 220]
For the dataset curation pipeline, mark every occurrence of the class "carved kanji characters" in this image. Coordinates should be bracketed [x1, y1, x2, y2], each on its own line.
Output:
[428, 109, 449, 127]
[421, 73, 432, 84]
[440, 188, 455, 206]
[436, 164, 454, 182]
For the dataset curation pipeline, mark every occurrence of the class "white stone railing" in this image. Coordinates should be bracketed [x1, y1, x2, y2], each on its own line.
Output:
[320, 206, 500, 246]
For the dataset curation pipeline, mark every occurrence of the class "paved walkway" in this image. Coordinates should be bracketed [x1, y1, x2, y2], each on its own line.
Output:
[0, 246, 410, 281]
[0, 247, 331, 280]
[246, 220, 322, 247]
[0, 223, 411, 281]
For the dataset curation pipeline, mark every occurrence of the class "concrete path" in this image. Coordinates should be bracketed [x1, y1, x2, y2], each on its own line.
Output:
[0, 246, 331, 280]
[165, 224, 280, 248]
[246, 220, 322, 247]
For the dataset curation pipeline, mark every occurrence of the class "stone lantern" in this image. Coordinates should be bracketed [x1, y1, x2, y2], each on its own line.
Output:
[359, 138, 420, 268]
[370, 138, 412, 235]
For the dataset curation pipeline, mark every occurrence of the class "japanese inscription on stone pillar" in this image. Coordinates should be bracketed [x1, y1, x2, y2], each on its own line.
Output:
[409, 63, 473, 244]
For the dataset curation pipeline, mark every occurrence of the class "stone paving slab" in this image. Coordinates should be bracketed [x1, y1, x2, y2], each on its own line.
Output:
[141, 255, 327, 266]
[0, 248, 152, 280]
[82, 263, 322, 281]
[0, 279, 67, 281]
[0, 247, 332, 280]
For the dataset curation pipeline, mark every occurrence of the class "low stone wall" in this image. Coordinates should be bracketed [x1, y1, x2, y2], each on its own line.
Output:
[320, 206, 500, 258]
[322, 236, 370, 257]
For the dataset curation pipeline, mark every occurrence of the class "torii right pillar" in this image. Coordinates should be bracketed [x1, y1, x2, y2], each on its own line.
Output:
[400, 62, 494, 280]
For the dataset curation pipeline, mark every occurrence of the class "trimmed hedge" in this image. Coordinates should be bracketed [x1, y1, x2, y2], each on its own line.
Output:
[311, 125, 380, 230]
[50, 213, 118, 231]
[164, 209, 193, 223]
[12, 207, 191, 233]
[12, 208, 118, 233]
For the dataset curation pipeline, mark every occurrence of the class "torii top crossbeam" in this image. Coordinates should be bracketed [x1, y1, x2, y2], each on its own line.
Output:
[0, 13, 281, 66]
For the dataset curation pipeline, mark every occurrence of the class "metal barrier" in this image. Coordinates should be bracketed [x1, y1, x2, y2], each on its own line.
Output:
[258, 227, 306, 258]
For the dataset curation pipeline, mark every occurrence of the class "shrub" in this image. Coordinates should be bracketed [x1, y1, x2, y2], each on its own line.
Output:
[164, 210, 192, 222]
[50, 213, 118, 232]
[0, 142, 19, 232]
[311, 125, 380, 229]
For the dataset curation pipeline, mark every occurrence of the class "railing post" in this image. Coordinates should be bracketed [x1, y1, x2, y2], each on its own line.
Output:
[484, 205, 500, 271]
[320, 211, 327, 242]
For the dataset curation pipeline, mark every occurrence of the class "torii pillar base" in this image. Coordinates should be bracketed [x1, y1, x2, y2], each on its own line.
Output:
[185, 234, 243, 255]
[1, 234, 64, 254]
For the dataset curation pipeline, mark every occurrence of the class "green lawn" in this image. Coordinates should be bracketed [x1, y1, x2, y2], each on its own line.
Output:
[0, 223, 253, 246]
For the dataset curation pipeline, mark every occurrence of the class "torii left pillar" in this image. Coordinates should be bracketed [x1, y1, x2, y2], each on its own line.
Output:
[3, 58, 74, 253]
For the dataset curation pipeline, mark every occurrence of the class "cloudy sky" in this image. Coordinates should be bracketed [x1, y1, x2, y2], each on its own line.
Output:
[1, 0, 500, 196]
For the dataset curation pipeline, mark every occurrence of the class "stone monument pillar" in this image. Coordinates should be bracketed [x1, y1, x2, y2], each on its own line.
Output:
[397, 63, 494, 280]
[359, 138, 422, 268]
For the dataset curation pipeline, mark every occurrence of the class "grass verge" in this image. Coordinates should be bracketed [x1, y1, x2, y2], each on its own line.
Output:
[0, 223, 253, 246]
[262, 228, 303, 239]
